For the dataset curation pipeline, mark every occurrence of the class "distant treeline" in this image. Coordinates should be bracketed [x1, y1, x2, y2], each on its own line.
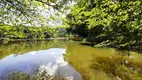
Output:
[0, 24, 53, 39]
[0, 24, 66, 43]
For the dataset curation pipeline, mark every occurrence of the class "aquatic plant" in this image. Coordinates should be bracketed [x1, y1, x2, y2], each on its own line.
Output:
[92, 55, 142, 80]
[0, 69, 70, 80]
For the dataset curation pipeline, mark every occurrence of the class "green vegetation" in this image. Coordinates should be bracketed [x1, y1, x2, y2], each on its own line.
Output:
[0, 70, 68, 80]
[1, 0, 142, 51]
[2, 0, 142, 52]
[0, 0, 72, 26]
[65, 0, 142, 51]
[1, 0, 142, 80]
[0, 24, 50, 39]
[0, 24, 68, 43]
[93, 55, 142, 80]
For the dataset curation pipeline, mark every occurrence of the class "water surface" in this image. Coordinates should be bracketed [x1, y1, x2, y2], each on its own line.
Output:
[0, 40, 82, 80]
[0, 40, 141, 80]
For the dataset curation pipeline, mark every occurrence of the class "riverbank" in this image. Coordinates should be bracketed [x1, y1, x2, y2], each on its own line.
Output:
[0, 37, 68, 44]
[1, 37, 142, 53]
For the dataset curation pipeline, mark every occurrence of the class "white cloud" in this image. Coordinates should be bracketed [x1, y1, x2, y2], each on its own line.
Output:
[29, 51, 36, 55]
[39, 62, 58, 75]
[62, 50, 66, 54]
[56, 56, 68, 67]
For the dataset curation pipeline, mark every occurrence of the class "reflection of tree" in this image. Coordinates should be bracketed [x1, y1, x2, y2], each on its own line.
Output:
[0, 40, 66, 60]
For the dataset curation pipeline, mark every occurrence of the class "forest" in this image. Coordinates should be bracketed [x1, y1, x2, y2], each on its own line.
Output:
[0, 0, 142, 80]
[0, 0, 141, 51]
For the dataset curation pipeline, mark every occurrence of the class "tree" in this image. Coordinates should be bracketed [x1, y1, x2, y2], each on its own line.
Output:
[65, 0, 142, 50]
[0, 0, 74, 26]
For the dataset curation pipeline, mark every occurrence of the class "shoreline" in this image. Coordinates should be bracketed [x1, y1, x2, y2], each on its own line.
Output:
[0, 38, 142, 53]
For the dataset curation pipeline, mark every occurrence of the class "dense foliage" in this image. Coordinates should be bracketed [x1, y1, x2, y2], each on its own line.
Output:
[66, 0, 142, 51]
[1, 0, 142, 51]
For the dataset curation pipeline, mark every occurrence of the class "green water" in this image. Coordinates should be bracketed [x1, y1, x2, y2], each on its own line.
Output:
[0, 40, 142, 80]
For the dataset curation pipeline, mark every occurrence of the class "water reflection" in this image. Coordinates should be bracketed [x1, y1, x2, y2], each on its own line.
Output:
[1, 40, 139, 80]
[0, 40, 66, 60]
[0, 48, 82, 80]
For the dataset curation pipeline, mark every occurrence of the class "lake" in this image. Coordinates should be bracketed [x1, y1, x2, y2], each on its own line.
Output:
[0, 40, 141, 80]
